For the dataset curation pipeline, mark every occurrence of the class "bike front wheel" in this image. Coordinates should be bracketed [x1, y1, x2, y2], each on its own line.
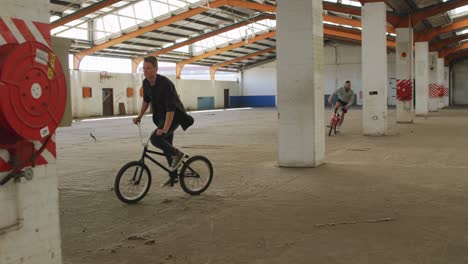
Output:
[328, 118, 335, 136]
[179, 156, 213, 195]
[114, 161, 152, 204]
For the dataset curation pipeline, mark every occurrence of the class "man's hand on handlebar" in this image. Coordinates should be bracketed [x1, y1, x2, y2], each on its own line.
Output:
[133, 116, 142, 124]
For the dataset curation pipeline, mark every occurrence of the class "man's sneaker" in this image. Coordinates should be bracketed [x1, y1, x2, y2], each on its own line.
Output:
[170, 150, 184, 170]
[160, 176, 178, 187]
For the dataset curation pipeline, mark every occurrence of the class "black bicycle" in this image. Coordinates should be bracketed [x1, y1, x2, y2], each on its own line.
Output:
[114, 123, 213, 204]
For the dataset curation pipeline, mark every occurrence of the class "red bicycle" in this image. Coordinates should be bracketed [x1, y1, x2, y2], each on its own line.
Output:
[328, 105, 343, 136]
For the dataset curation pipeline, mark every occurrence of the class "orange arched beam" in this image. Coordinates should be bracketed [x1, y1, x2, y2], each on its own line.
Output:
[210, 47, 276, 80]
[398, 0, 468, 28]
[440, 42, 468, 58]
[227, 0, 275, 12]
[176, 31, 276, 79]
[445, 50, 468, 65]
[324, 1, 400, 27]
[51, 0, 122, 29]
[323, 2, 361, 16]
[324, 26, 396, 48]
[415, 17, 468, 42]
[347, 0, 467, 28]
[323, 14, 395, 34]
[430, 33, 468, 52]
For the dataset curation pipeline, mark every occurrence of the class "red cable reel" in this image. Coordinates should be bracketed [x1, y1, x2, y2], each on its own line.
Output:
[396, 80, 413, 102]
[438, 85, 445, 98]
[0, 42, 66, 184]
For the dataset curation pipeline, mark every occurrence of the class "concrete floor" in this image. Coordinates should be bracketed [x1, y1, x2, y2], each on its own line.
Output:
[57, 108, 468, 264]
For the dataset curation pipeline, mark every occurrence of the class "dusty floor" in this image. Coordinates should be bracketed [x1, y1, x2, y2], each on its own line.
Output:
[56, 107, 468, 264]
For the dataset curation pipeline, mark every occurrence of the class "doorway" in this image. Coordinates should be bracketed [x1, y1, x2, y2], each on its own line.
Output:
[102, 88, 114, 116]
[224, 89, 230, 108]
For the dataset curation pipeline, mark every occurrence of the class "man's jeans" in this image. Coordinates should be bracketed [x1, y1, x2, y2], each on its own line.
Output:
[150, 122, 179, 169]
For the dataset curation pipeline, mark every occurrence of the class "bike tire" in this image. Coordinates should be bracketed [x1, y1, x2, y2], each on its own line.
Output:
[179, 156, 213, 196]
[114, 161, 152, 204]
[328, 118, 335, 136]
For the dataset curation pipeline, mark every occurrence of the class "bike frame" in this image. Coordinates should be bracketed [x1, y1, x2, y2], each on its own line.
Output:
[134, 123, 199, 183]
[332, 106, 342, 128]
[136, 122, 181, 173]
[333, 109, 341, 127]
[141, 147, 172, 174]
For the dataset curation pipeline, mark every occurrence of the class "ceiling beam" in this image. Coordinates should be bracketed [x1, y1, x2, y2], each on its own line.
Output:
[210, 46, 275, 79]
[323, 2, 361, 16]
[324, 25, 396, 48]
[440, 42, 468, 57]
[150, 30, 189, 39]
[398, 0, 468, 27]
[323, 14, 395, 34]
[184, 17, 219, 28]
[166, 23, 203, 34]
[50, 0, 80, 9]
[327, 0, 466, 28]
[131, 13, 274, 71]
[201, 12, 235, 23]
[74, 0, 229, 68]
[430, 33, 468, 52]
[51, 0, 122, 29]
[415, 17, 468, 42]
[74, 0, 276, 69]
[175, 31, 276, 78]
[226, 0, 275, 12]
[446, 50, 468, 65]
[217, 6, 250, 17]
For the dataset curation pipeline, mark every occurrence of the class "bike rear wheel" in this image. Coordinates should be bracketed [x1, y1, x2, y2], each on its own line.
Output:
[114, 161, 152, 204]
[179, 156, 213, 195]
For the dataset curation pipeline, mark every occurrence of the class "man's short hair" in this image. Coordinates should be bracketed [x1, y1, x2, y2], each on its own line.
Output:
[345, 80, 351, 84]
[144, 56, 158, 68]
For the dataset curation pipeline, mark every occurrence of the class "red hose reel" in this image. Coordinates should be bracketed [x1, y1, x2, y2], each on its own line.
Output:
[396, 79, 413, 102]
[0, 41, 66, 182]
[438, 86, 445, 97]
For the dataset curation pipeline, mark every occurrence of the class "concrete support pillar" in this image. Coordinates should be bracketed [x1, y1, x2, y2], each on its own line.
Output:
[437, 58, 445, 109]
[277, 0, 324, 167]
[395, 28, 414, 123]
[0, 1, 63, 263]
[444, 66, 450, 107]
[428, 52, 439, 112]
[362, 1, 387, 136]
[415, 42, 429, 116]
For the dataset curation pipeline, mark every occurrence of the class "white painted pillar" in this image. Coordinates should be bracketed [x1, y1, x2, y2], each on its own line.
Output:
[395, 28, 414, 123]
[362, 1, 388, 136]
[277, 0, 324, 167]
[0, 1, 63, 264]
[428, 52, 439, 112]
[437, 58, 445, 109]
[444, 66, 450, 107]
[415, 42, 429, 116]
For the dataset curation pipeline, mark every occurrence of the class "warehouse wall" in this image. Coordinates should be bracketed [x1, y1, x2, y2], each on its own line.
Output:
[452, 59, 468, 105]
[70, 71, 241, 118]
[241, 43, 397, 106]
